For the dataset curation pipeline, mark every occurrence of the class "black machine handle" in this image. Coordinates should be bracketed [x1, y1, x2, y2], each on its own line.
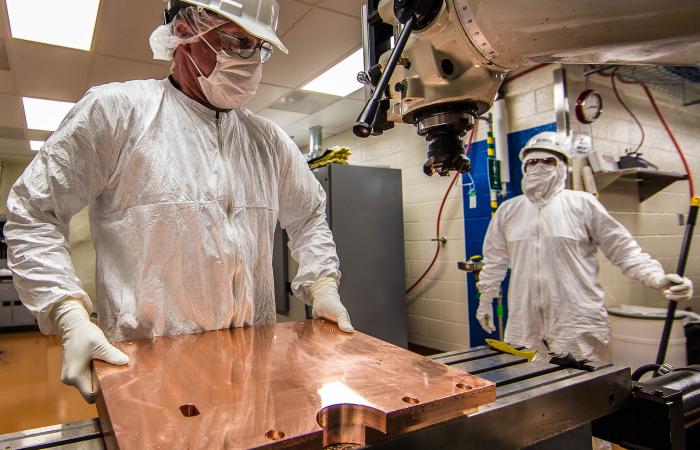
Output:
[655, 197, 699, 367]
[353, 14, 415, 138]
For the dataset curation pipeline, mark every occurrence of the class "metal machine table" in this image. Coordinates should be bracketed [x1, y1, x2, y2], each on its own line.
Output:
[373, 346, 630, 449]
[0, 345, 630, 450]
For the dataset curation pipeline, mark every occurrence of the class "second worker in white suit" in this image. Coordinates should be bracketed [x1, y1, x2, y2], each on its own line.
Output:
[476, 131, 693, 361]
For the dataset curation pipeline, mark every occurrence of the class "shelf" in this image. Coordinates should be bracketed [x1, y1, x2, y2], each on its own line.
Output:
[593, 168, 688, 202]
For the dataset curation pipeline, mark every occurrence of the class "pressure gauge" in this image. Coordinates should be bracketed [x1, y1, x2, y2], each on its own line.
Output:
[575, 89, 603, 124]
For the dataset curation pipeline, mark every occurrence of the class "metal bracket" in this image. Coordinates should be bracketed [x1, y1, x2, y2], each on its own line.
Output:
[592, 381, 686, 449]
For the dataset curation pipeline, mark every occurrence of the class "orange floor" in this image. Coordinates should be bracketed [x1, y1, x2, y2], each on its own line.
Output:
[0, 331, 97, 435]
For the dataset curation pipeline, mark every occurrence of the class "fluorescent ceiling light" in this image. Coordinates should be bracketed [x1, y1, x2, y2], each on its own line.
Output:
[30, 141, 45, 151]
[23, 97, 76, 132]
[7, 0, 101, 51]
[302, 48, 364, 97]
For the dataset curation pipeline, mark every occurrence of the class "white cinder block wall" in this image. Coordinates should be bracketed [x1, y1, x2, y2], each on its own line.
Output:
[321, 64, 700, 352]
[566, 66, 700, 310]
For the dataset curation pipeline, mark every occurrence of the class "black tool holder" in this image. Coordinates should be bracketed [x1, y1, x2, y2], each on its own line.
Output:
[593, 365, 700, 449]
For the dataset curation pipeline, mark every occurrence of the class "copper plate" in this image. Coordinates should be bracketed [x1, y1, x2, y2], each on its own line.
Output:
[94, 320, 495, 449]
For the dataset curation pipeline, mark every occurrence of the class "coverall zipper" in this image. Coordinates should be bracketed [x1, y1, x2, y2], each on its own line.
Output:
[216, 113, 239, 325]
[216, 111, 233, 216]
[536, 206, 545, 342]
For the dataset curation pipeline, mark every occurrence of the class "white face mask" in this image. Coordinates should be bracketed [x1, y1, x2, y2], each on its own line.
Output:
[521, 151, 567, 205]
[187, 36, 262, 109]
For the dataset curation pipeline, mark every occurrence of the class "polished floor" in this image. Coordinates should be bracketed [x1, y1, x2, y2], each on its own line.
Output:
[0, 331, 96, 435]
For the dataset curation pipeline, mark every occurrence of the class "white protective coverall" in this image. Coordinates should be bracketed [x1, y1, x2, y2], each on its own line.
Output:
[5, 78, 339, 341]
[477, 159, 666, 362]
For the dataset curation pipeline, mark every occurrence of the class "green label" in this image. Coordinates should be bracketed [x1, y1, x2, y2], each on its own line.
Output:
[468, 186, 477, 209]
[488, 159, 502, 191]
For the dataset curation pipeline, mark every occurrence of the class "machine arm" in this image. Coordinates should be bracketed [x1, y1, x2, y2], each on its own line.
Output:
[356, 0, 700, 176]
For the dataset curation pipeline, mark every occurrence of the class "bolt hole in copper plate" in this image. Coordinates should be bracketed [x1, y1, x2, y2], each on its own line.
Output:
[456, 383, 473, 391]
[265, 429, 285, 441]
[402, 396, 420, 404]
[179, 404, 200, 417]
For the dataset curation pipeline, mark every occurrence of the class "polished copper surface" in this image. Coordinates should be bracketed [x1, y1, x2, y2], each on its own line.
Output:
[94, 320, 495, 449]
[0, 332, 97, 434]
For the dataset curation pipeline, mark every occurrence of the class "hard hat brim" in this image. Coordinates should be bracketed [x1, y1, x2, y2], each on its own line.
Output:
[180, 1, 288, 54]
[521, 147, 569, 163]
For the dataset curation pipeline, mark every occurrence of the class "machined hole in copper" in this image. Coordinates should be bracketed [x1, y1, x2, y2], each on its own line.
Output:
[456, 383, 473, 391]
[265, 429, 285, 441]
[402, 396, 419, 404]
[179, 404, 200, 417]
[317, 403, 386, 448]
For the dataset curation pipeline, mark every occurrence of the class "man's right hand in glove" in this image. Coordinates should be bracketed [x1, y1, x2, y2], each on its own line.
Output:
[476, 297, 496, 334]
[649, 273, 694, 302]
[53, 299, 129, 403]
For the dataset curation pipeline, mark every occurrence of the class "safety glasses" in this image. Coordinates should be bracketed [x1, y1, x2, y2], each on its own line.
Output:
[216, 30, 273, 63]
[524, 157, 558, 171]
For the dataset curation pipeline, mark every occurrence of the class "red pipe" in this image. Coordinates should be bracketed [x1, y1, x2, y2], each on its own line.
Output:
[637, 83, 695, 197]
[406, 122, 479, 294]
[596, 70, 695, 197]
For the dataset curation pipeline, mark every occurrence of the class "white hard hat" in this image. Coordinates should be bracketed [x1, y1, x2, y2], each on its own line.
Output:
[169, 0, 288, 54]
[519, 131, 571, 163]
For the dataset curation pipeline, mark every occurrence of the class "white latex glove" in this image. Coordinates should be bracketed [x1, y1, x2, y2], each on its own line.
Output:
[476, 297, 495, 334]
[661, 274, 694, 302]
[53, 299, 129, 403]
[310, 278, 354, 333]
[649, 273, 694, 301]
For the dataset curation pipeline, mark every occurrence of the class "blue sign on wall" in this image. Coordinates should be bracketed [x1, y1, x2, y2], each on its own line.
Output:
[462, 123, 557, 346]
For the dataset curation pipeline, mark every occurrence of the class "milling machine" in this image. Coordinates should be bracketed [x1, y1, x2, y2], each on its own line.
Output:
[354, 0, 700, 176]
[3, 1, 700, 449]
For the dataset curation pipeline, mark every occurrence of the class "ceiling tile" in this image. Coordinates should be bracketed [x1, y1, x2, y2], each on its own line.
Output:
[284, 125, 309, 136]
[261, 8, 361, 88]
[0, 69, 16, 95]
[0, 127, 24, 140]
[0, 155, 36, 164]
[88, 55, 170, 88]
[0, 40, 9, 70]
[0, 137, 27, 149]
[288, 98, 364, 133]
[277, 1, 312, 36]
[25, 129, 52, 141]
[0, 136, 34, 160]
[92, 0, 164, 63]
[286, 127, 310, 149]
[257, 108, 307, 128]
[9, 41, 91, 101]
[269, 90, 340, 114]
[318, 0, 367, 18]
[0, 94, 24, 127]
[246, 83, 289, 113]
[0, 3, 8, 36]
[293, 137, 307, 148]
[348, 86, 367, 101]
[285, 124, 338, 150]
